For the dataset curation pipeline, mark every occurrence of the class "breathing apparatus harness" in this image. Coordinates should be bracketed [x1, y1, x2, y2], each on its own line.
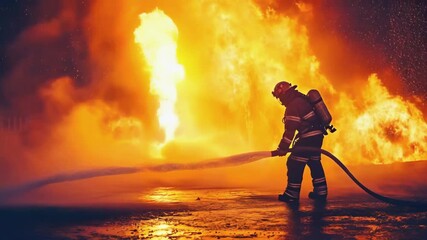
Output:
[273, 83, 335, 147]
[272, 81, 336, 138]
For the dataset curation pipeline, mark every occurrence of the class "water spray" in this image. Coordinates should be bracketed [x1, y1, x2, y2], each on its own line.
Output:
[0, 148, 426, 208]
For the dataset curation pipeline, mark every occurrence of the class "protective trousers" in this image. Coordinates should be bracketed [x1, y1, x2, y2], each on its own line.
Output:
[284, 134, 327, 199]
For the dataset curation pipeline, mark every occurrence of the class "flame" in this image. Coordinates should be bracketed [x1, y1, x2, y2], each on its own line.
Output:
[333, 74, 427, 164]
[38, 1, 427, 164]
[134, 9, 185, 145]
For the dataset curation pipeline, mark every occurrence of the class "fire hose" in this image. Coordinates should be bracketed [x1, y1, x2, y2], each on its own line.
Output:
[0, 147, 426, 208]
[287, 147, 427, 208]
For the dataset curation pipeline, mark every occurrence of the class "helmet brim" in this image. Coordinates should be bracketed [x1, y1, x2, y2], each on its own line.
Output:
[272, 85, 297, 98]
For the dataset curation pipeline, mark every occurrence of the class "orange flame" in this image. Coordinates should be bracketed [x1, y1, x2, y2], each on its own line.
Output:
[74, 0, 426, 163]
[333, 74, 427, 164]
[134, 9, 185, 146]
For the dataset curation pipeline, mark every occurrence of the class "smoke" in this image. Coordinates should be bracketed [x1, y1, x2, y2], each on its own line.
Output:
[0, 1, 160, 186]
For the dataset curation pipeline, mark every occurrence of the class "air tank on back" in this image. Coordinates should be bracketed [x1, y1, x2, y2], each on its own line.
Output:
[307, 89, 336, 133]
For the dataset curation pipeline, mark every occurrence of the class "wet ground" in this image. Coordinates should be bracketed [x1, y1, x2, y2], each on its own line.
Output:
[1, 188, 426, 239]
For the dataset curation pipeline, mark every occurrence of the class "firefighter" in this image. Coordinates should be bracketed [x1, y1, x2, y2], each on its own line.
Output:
[271, 81, 328, 202]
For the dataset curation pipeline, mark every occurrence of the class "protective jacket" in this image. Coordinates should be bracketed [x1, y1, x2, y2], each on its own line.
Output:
[278, 87, 323, 151]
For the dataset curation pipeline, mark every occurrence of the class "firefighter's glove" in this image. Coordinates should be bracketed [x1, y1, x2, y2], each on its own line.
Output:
[271, 149, 287, 157]
[278, 139, 291, 152]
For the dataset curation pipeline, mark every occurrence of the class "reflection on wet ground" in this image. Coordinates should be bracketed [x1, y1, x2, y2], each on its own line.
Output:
[1, 188, 426, 239]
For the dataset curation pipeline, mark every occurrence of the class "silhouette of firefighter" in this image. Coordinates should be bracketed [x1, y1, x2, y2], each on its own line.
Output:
[271, 81, 335, 202]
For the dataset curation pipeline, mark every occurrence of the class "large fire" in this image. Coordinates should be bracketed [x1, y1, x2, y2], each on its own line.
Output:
[134, 9, 185, 147]
[0, 0, 426, 192]
[333, 74, 427, 164]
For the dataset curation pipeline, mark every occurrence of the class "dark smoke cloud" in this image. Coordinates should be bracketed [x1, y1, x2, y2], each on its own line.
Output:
[0, 1, 159, 189]
[0, 1, 89, 113]
[0, 0, 159, 146]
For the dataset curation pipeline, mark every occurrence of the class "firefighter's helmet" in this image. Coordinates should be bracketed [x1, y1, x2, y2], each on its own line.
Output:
[272, 81, 295, 99]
